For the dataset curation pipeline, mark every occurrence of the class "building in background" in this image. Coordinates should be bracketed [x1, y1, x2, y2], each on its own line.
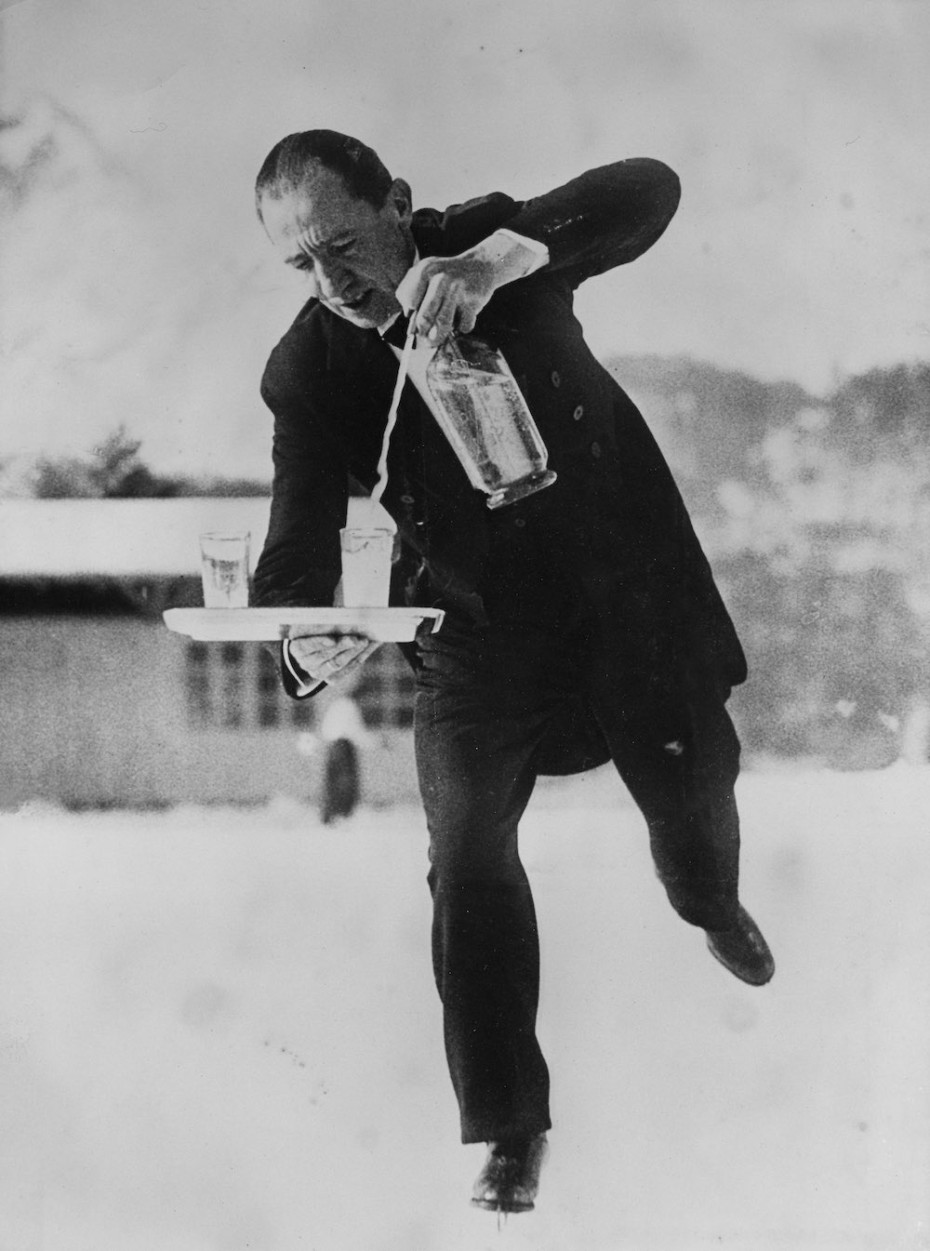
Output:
[0, 499, 417, 810]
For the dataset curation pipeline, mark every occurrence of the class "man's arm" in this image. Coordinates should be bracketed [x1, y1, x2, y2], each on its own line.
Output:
[251, 365, 346, 610]
[504, 157, 680, 285]
[399, 158, 680, 341]
[253, 340, 377, 696]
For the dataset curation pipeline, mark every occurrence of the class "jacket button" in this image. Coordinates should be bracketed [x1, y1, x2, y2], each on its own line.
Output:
[550, 370, 561, 388]
[573, 405, 584, 421]
[514, 517, 526, 528]
[400, 494, 415, 505]
[591, 441, 602, 458]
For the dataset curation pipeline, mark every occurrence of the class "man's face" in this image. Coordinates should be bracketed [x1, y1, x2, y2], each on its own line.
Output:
[260, 165, 414, 330]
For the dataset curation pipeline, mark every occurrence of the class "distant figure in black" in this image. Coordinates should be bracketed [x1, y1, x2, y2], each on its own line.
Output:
[321, 736, 360, 823]
[318, 690, 367, 823]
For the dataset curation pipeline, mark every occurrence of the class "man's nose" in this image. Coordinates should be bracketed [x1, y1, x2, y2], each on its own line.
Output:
[314, 259, 353, 302]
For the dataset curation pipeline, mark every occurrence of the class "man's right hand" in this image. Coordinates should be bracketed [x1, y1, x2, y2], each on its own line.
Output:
[396, 254, 496, 345]
[287, 633, 381, 685]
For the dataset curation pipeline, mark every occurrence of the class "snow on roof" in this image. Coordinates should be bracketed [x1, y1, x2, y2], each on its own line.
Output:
[0, 498, 272, 578]
[0, 496, 396, 578]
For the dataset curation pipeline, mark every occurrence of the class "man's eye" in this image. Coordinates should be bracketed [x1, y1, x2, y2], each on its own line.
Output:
[331, 240, 353, 255]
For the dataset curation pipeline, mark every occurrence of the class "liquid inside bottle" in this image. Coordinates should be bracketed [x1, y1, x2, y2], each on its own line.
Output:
[424, 335, 556, 508]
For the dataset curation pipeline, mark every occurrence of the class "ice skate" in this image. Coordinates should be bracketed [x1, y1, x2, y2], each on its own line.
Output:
[471, 1133, 549, 1214]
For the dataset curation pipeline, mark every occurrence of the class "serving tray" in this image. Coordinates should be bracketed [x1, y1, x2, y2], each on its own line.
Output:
[163, 606, 444, 643]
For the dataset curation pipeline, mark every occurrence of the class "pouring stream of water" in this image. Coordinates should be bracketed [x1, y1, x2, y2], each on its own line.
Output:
[371, 317, 417, 507]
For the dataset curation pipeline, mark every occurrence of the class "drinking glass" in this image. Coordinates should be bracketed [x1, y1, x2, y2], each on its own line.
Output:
[199, 531, 250, 608]
[339, 527, 393, 607]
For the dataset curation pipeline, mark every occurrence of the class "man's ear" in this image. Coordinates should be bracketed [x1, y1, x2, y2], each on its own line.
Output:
[389, 178, 413, 225]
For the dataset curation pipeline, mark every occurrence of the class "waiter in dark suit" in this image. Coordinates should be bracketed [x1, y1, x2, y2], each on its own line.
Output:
[250, 129, 775, 1214]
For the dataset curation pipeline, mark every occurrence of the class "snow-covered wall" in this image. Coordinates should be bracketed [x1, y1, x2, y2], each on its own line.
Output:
[0, 616, 418, 809]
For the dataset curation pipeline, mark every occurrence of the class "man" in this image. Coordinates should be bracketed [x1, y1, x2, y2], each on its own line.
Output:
[251, 129, 775, 1214]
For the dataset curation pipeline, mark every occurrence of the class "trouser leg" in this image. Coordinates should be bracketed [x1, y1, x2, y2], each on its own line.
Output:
[581, 619, 743, 931]
[414, 627, 554, 1144]
[641, 779, 741, 930]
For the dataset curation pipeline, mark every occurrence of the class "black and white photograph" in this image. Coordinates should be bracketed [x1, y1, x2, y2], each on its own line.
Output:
[1, 2, 928, 1248]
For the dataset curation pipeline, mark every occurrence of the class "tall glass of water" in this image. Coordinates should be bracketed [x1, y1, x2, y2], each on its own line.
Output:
[199, 532, 251, 608]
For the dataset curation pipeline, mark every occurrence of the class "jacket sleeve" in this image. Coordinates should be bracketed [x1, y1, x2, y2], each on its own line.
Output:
[280, 638, 325, 700]
[502, 158, 681, 288]
[251, 340, 348, 610]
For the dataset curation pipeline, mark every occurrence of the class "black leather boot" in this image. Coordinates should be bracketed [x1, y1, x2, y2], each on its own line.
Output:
[471, 1133, 549, 1213]
[706, 905, 775, 985]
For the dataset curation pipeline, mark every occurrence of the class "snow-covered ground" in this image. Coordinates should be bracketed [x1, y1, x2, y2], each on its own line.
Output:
[1, 765, 928, 1251]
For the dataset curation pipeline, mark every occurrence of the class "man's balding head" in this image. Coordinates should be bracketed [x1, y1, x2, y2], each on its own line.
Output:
[255, 130, 394, 222]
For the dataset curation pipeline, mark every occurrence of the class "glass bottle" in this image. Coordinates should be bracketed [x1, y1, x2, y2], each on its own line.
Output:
[424, 334, 557, 509]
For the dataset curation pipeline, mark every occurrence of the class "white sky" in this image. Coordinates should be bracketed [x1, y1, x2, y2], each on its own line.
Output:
[1, 0, 929, 477]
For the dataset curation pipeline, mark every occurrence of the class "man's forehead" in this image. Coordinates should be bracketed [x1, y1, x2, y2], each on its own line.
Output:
[265, 172, 370, 237]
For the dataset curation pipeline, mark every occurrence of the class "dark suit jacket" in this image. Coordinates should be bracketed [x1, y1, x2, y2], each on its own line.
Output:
[252, 159, 747, 771]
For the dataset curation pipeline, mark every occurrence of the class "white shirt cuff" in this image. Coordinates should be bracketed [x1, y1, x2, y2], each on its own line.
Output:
[466, 228, 549, 280]
[490, 228, 549, 273]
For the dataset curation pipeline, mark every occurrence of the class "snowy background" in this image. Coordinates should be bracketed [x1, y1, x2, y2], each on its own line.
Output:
[2, 765, 928, 1250]
[2, 2, 930, 1247]
[2, 0, 929, 478]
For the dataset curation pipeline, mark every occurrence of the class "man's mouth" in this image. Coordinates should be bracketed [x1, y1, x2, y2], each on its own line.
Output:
[330, 288, 397, 325]
[338, 291, 370, 314]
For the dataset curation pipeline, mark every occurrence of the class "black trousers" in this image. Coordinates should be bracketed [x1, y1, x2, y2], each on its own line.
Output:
[413, 600, 742, 1144]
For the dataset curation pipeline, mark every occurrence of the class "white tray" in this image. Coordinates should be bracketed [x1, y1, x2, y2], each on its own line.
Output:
[163, 606, 444, 643]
